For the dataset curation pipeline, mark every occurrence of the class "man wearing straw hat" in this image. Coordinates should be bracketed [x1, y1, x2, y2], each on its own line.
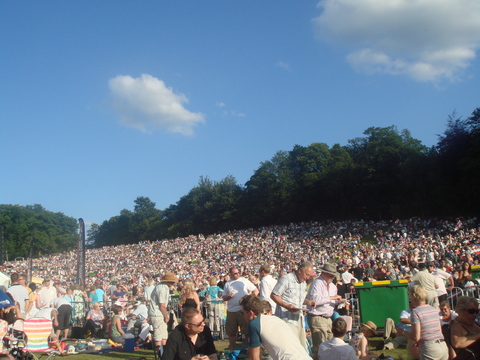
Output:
[306, 263, 344, 360]
[148, 272, 179, 357]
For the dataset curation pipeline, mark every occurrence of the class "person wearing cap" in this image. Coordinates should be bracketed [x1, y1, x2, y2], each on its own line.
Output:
[148, 272, 178, 356]
[350, 321, 379, 360]
[271, 261, 314, 350]
[38, 279, 58, 307]
[411, 263, 439, 309]
[305, 262, 344, 360]
[126, 300, 150, 342]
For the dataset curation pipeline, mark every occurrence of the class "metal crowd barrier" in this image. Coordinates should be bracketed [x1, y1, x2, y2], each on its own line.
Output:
[448, 285, 480, 310]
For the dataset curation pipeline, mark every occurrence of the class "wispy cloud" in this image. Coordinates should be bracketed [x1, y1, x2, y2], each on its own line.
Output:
[221, 110, 246, 118]
[276, 60, 291, 70]
[109, 74, 205, 135]
[313, 0, 480, 82]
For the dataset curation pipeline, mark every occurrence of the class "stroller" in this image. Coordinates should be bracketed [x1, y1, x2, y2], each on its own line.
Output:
[3, 327, 31, 360]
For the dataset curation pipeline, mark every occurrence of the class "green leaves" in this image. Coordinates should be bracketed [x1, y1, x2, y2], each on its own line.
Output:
[0, 204, 77, 259]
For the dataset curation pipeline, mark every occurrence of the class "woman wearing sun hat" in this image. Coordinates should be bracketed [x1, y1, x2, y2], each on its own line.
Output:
[350, 320, 379, 359]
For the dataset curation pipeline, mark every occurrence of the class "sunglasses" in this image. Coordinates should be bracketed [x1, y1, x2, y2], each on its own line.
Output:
[466, 308, 479, 314]
[188, 320, 205, 327]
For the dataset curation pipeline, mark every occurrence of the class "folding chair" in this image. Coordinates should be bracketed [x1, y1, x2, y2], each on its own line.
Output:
[22, 318, 60, 360]
[340, 315, 354, 343]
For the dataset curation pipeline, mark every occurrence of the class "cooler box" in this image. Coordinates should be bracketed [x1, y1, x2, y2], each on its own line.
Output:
[123, 334, 135, 352]
[354, 279, 409, 329]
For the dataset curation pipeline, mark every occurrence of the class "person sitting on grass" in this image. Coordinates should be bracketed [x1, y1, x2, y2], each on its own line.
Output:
[350, 321, 379, 360]
[318, 317, 357, 360]
[110, 304, 125, 344]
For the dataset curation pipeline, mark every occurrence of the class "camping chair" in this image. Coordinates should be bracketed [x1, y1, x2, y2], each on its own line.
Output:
[22, 318, 60, 360]
[340, 315, 354, 343]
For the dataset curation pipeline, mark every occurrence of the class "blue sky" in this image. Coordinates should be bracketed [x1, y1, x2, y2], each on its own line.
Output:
[2, 1, 479, 228]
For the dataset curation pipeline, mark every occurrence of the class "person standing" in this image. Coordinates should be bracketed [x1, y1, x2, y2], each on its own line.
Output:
[50, 295, 73, 340]
[401, 285, 447, 360]
[305, 263, 343, 360]
[427, 261, 454, 304]
[222, 267, 259, 351]
[411, 263, 439, 309]
[271, 261, 315, 349]
[259, 264, 277, 315]
[148, 272, 178, 357]
[38, 279, 57, 307]
[7, 273, 29, 318]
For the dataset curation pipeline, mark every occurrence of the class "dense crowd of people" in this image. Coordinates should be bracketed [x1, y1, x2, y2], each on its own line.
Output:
[1, 217, 479, 359]
[2, 217, 479, 296]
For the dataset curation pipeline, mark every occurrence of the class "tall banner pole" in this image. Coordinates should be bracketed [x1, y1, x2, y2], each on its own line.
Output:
[28, 231, 33, 283]
[0, 226, 4, 266]
[77, 218, 86, 286]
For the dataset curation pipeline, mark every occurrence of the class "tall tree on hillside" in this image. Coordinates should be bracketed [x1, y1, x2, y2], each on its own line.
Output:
[436, 109, 480, 214]
[244, 151, 294, 226]
[0, 204, 77, 258]
[345, 126, 428, 219]
[131, 196, 162, 241]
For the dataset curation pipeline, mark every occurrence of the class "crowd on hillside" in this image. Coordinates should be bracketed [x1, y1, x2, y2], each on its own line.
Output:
[2, 217, 479, 299]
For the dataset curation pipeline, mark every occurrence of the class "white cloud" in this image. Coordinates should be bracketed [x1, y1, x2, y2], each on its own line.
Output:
[276, 60, 291, 70]
[313, 0, 480, 82]
[109, 74, 205, 135]
[221, 110, 246, 118]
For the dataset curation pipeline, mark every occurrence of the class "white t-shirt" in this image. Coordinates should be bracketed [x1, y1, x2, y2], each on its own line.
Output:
[223, 277, 256, 312]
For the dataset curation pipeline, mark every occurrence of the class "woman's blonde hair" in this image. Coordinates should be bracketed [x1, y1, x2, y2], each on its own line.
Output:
[209, 277, 217, 286]
[183, 279, 196, 294]
[408, 284, 427, 302]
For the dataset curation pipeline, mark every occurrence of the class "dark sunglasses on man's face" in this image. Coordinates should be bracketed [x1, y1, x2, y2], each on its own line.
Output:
[466, 308, 479, 314]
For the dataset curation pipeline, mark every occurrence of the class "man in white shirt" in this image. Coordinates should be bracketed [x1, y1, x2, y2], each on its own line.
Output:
[258, 264, 277, 314]
[7, 273, 29, 318]
[318, 317, 356, 360]
[127, 301, 150, 342]
[428, 261, 454, 303]
[306, 263, 343, 360]
[240, 295, 311, 360]
[222, 267, 259, 351]
[38, 279, 57, 306]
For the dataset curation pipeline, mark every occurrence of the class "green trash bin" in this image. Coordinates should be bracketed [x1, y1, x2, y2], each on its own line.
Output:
[354, 279, 409, 329]
[471, 265, 480, 280]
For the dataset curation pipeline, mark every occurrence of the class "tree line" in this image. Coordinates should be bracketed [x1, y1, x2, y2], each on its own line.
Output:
[2, 107, 479, 253]
[89, 107, 480, 247]
[0, 204, 77, 260]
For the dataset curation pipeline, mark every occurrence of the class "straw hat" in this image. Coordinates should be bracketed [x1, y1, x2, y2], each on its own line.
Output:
[161, 272, 179, 283]
[319, 263, 339, 277]
[361, 320, 377, 333]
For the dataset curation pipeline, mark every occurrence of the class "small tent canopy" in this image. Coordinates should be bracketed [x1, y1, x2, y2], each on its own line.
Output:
[0, 272, 10, 291]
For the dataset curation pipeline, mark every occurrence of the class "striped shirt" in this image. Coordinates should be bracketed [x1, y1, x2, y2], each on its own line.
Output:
[411, 304, 444, 344]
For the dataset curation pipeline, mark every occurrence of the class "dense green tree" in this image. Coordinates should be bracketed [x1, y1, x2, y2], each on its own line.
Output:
[0, 204, 77, 259]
